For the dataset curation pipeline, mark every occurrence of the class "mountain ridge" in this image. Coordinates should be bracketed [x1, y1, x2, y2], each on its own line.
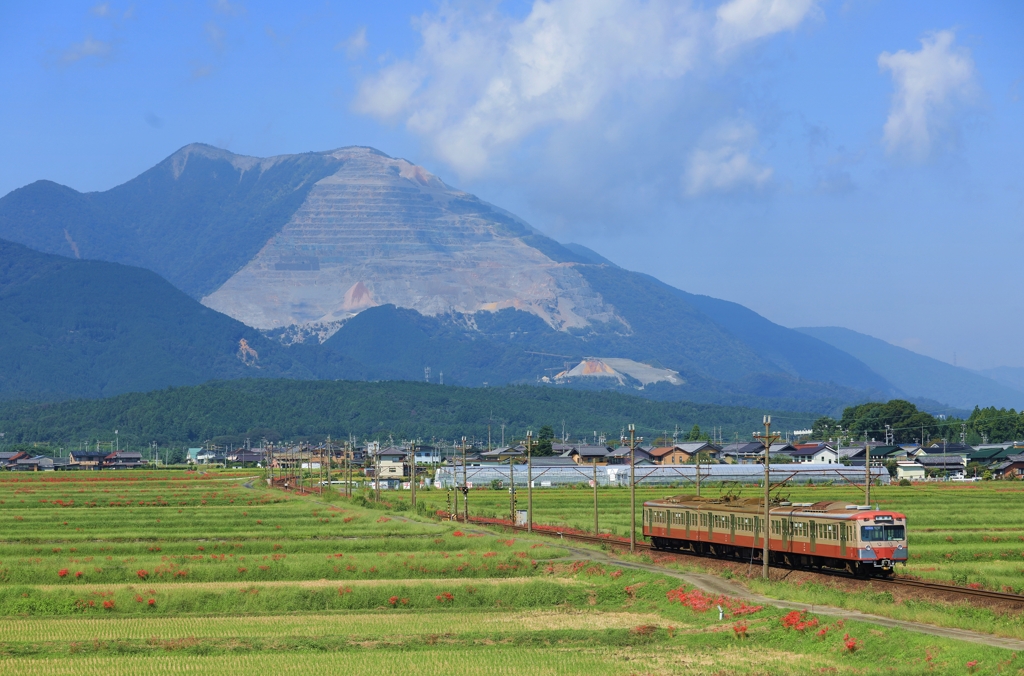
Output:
[0, 142, 998, 411]
[797, 326, 1024, 410]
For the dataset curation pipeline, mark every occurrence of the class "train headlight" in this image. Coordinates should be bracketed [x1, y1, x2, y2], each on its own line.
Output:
[896, 544, 903, 550]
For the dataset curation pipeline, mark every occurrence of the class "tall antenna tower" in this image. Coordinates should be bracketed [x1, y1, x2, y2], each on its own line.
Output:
[424, 367, 431, 383]
[439, 371, 443, 385]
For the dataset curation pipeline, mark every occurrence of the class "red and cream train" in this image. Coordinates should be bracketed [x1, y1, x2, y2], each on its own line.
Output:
[642, 494, 908, 577]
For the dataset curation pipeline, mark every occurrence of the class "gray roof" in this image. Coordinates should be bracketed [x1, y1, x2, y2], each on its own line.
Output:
[915, 455, 967, 467]
[530, 457, 578, 466]
[479, 447, 523, 459]
[720, 442, 763, 454]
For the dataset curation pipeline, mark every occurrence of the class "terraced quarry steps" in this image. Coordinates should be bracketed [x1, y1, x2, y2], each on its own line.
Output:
[202, 147, 619, 332]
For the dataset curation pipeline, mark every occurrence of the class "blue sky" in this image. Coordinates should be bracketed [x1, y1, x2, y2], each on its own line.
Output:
[1, 1, 1022, 369]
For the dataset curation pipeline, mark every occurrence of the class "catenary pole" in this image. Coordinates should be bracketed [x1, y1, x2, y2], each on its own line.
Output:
[462, 436, 469, 523]
[526, 431, 533, 533]
[410, 442, 417, 508]
[509, 450, 515, 522]
[629, 424, 636, 554]
[754, 415, 780, 580]
[865, 439, 871, 505]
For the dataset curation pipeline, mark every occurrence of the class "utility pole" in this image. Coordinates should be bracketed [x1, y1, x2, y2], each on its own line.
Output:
[695, 450, 701, 497]
[629, 424, 636, 554]
[865, 439, 871, 505]
[508, 450, 515, 522]
[453, 448, 459, 520]
[592, 457, 599, 535]
[943, 437, 948, 481]
[754, 415, 780, 580]
[375, 448, 381, 503]
[462, 436, 469, 523]
[526, 431, 533, 533]
[410, 442, 417, 508]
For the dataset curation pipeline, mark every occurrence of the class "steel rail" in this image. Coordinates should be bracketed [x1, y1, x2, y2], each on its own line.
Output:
[881, 576, 1024, 604]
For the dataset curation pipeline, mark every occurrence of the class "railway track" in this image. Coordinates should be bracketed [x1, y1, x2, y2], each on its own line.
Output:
[879, 576, 1024, 605]
[460, 515, 1024, 607]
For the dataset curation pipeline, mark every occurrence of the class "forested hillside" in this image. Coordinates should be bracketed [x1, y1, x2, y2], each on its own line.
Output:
[0, 239, 366, 400]
[0, 380, 812, 448]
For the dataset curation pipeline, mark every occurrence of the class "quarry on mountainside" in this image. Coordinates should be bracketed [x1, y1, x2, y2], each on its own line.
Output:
[550, 358, 685, 389]
[199, 146, 624, 334]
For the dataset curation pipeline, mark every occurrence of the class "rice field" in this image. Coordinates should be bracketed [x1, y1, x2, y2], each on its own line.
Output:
[415, 479, 1024, 591]
[0, 471, 1012, 674]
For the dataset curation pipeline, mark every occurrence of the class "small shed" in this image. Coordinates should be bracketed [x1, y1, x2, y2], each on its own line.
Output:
[896, 462, 926, 481]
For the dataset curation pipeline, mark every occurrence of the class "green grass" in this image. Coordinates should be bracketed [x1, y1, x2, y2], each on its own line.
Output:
[414, 479, 1024, 588]
[0, 471, 1015, 674]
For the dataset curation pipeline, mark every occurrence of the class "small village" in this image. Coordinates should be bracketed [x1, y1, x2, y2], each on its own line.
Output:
[4, 435, 1022, 484]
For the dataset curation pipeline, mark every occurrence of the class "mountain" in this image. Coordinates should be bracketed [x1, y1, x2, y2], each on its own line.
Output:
[0, 238, 367, 400]
[797, 326, 1024, 410]
[0, 147, 342, 298]
[976, 367, 1024, 396]
[0, 143, 911, 408]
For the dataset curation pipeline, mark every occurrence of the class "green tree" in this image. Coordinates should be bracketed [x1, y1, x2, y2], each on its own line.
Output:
[966, 406, 1022, 443]
[811, 416, 839, 439]
[534, 425, 555, 456]
[839, 400, 938, 444]
[687, 424, 702, 441]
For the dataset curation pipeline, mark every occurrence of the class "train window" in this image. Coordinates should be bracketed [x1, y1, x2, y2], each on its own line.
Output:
[861, 525, 905, 541]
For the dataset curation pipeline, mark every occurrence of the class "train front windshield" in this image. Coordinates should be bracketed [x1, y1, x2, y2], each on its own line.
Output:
[860, 525, 905, 542]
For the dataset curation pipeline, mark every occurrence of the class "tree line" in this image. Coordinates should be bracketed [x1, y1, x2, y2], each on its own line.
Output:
[812, 399, 1024, 445]
[0, 379, 802, 453]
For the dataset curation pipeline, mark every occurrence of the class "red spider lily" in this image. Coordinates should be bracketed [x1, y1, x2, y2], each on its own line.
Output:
[58, 569, 69, 578]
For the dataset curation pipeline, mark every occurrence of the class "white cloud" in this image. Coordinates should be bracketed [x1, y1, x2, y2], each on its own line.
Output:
[353, 61, 423, 118]
[213, 0, 246, 17]
[336, 26, 368, 59]
[58, 36, 112, 65]
[354, 0, 816, 178]
[205, 21, 226, 51]
[715, 0, 820, 51]
[685, 121, 773, 195]
[878, 30, 977, 159]
[90, 2, 111, 17]
[191, 63, 214, 80]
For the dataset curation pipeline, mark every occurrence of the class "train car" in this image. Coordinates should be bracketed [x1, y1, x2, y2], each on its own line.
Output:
[642, 494, 907, 577]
